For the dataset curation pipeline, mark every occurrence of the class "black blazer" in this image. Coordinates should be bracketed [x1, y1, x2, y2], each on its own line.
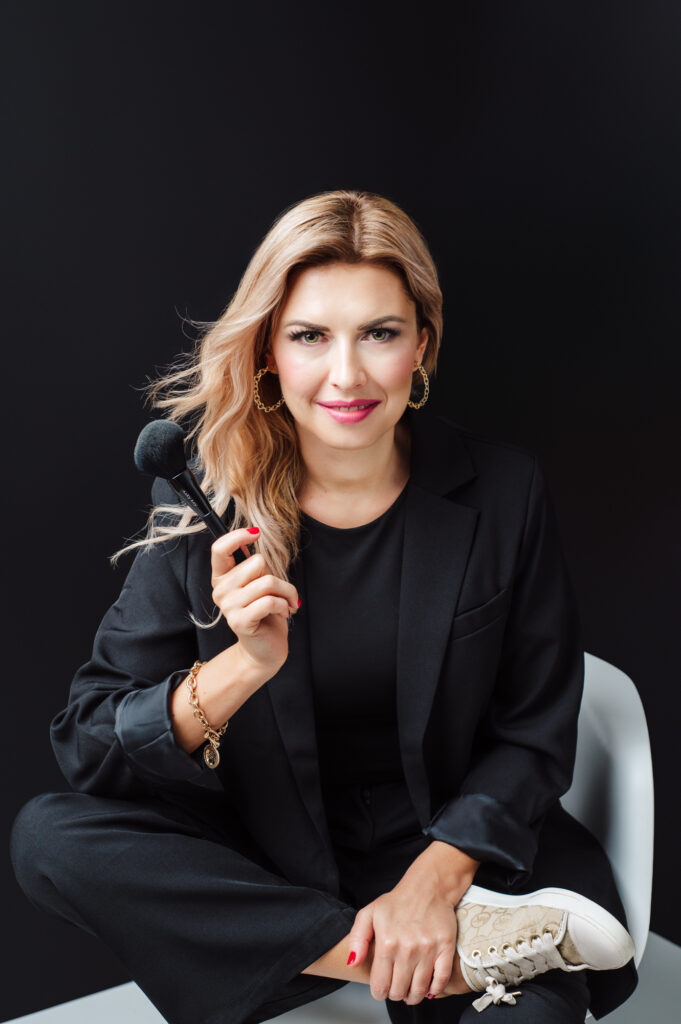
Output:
[50, 406, 637, 1018]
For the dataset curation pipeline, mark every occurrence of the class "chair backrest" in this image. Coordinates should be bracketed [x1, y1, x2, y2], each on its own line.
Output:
[560, 651, 654, 969]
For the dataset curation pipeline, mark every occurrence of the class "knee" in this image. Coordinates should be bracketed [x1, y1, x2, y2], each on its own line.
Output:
[9, 792, 82, 902]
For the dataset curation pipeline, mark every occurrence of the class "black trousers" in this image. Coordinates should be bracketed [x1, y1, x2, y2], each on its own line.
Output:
[9, 779, 591, 1024]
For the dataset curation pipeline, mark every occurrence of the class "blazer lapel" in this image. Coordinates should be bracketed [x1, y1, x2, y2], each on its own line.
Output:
[266, 407, 479, 858]
[397, 484, 478, 823]
[265, 553, 336, 856]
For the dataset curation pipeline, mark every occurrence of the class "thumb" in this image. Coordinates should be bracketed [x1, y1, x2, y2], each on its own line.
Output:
[346, 908, 375, 968]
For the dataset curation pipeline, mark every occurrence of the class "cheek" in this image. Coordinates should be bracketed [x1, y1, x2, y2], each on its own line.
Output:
[276, 351, 318, 395]
[382, 352, 418, 389]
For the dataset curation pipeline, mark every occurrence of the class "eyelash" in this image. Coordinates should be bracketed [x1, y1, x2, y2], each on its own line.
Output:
[287, 327, 400, 346]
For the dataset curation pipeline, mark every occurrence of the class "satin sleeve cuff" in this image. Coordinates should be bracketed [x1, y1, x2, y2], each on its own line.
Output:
[114, 669, 218, 784]
[421, 792, 539, 888]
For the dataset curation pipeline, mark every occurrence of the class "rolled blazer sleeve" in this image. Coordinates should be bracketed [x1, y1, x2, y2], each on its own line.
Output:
[50, 477, 222, 799]
[422, 457, 584, 888]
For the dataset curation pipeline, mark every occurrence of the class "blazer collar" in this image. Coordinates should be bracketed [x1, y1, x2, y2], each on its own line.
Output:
[404, 404, 477, 495]
[265, 405, 480, 873]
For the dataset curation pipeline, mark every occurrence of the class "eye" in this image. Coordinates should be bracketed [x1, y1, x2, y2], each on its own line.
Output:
[286, 327, 400, 345]
[364, 327, 400, 342]
[287, 330, 323, 345]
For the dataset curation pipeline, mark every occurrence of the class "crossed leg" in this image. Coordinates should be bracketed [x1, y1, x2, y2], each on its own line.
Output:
[9, 791, 357, 1024]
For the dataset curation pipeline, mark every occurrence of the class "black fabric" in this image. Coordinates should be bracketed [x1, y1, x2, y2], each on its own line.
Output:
[300, 480, 409, 787]
[38, 406, 639, 1018]
[300, 481, 638, 1021]
[10, 783, 593, 1024]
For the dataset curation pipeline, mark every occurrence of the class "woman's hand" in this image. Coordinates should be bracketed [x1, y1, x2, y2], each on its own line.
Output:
[346, 875, 469, 1004]
[210, 528, 300, 678]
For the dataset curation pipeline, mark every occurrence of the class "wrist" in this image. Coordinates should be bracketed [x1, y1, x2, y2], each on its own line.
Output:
[232, 642, 274, 690]
[170, 644, 269, 756]
[408, 840, 480, 906]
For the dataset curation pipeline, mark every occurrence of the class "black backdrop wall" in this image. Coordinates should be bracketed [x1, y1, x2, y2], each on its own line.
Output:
[2, 2, 680, 1020]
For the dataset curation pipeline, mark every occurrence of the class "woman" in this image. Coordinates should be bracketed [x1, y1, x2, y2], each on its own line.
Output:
[10, 190, 637, 1024]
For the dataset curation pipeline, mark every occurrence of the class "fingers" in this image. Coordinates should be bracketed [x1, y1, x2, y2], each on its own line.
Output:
[415, 948, 455, 1002]
[346, 909, 373, 969]
[368, 941, 398, 1002]
[214, 563, 299, 616]
[210, 533, 300, 607]
[230, 589, 296, 634]
[378, 946, 452, 1005]
[400, 954, 439, 1004]
[210, 528, 261, 580]
[363, 924, 455, 1004]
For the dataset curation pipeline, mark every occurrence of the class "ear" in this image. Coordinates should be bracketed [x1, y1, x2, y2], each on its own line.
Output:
[264, 350, 279, 374]
[416, 327, 429, 364]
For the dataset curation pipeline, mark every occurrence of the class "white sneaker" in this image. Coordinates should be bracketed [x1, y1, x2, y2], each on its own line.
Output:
[455, 884, 636, 1013]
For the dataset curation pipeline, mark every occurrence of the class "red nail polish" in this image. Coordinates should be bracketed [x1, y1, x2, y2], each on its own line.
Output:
[247, 527, 260, 534]
[297, 597, 302, 607]
[346, 951, 356, 965]
[427, 993, 435, 999]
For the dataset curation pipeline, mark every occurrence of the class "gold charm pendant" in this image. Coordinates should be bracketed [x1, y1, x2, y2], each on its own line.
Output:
[204, 744, 220, 769]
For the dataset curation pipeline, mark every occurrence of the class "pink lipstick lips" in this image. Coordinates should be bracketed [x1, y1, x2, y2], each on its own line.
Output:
[318, 401, 380, 423]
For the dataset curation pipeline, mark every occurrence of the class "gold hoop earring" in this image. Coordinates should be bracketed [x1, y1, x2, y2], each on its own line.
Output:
[407, 363, 429, 409]
[253, 367, 286, 412]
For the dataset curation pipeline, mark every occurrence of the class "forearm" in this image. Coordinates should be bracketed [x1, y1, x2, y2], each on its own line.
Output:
[404, 840, 481, 906]
[170, 643, 272, 754]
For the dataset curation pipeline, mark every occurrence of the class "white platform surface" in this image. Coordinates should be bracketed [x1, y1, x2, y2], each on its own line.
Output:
[4, 931, 678, 1024]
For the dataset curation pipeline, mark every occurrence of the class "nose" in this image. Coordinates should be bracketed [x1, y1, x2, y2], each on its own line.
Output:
[327, 337, 367, 391]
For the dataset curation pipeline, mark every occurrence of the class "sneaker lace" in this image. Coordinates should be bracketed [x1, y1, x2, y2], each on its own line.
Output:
[469, 930, 570, 1013]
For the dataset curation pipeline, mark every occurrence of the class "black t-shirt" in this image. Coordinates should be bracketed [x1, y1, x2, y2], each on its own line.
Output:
[299, 479, 410, 790]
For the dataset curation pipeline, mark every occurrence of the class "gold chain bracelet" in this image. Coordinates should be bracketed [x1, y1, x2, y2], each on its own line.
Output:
[185, 659, 229, 769]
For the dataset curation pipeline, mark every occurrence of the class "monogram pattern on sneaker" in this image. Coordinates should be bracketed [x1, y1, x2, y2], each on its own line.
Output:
[455, 903, 581, 1013]
[457, 902, 564, 955]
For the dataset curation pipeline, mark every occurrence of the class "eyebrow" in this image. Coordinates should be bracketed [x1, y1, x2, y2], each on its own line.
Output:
[282, 315, 408, 331]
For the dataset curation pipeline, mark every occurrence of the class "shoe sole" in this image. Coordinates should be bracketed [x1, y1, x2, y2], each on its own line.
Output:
[459, 884, 635, 966]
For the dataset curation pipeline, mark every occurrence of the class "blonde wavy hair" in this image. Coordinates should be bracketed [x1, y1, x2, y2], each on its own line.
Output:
[111, 189, 443, 629]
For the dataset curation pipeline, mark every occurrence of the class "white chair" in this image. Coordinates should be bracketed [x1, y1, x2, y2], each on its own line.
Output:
[561, 652, 654, 972]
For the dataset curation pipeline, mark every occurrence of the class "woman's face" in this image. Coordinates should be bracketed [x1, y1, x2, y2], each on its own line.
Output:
[267, 261, 429, 453]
